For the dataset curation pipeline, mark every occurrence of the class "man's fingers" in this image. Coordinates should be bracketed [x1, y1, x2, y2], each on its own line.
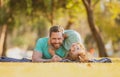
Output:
[52, 55, 62, 62]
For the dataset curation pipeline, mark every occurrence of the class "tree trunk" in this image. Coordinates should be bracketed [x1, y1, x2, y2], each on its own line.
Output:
[0, 26, 2, 37]
[65, 19, 73, 29]
[2, 25, 7, 56]
[0, 24, 7, 56]
[0, 0, 1, 7]
[82, 0, 107, 57]
[50, 0, 55, 25]
[46, 0, 55, 25]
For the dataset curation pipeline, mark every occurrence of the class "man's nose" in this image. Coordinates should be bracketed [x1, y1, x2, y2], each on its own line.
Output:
[55, 39, 59, 43]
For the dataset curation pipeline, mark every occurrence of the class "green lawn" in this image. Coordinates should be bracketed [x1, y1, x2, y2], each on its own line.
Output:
[0, 58, 120, 77]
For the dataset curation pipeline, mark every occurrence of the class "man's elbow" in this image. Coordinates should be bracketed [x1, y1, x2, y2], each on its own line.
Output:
[32, 51, 42, 62]
[32, 55, 37, 62]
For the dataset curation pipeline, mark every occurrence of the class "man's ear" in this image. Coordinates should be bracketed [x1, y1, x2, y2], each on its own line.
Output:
[63, 34, 67, 39]
[62, 36, 64, 40]
[62, 35, 64, 40]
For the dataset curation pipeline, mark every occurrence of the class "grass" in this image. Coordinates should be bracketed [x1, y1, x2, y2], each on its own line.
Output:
[0, 58, 120, 77]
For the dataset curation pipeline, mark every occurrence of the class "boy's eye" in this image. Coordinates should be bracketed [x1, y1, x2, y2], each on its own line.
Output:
[77, 47, 79, 50]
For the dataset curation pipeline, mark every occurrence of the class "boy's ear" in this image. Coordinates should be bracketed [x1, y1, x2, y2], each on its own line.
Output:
[79, 56, 83, 62]
[79, 56, 81, 60]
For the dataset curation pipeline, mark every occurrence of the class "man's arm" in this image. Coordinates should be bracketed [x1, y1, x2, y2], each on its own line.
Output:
[32, 51, 53, 62]
[32, 51, 62, 62]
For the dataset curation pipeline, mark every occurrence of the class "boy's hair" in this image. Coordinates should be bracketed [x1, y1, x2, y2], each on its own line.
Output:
[66, 43, 91, 62]
[49, 26, 64, 37]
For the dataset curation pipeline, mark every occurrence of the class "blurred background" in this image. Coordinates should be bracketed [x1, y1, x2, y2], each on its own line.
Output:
[0, 0, 120, 59]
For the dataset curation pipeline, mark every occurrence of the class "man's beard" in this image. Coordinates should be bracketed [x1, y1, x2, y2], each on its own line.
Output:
[50, 43, 62, 49]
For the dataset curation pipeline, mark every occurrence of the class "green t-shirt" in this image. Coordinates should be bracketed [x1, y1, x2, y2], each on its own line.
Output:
[63, 30, 83, 51]
[34, 37, 68, 59]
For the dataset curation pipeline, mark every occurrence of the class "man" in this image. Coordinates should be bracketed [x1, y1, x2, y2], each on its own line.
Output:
[32, 26, 68, 62]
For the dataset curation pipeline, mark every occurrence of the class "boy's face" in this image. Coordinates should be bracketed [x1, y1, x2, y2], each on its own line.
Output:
[69, 43, 85, 57]
[68, 43, 89, 62]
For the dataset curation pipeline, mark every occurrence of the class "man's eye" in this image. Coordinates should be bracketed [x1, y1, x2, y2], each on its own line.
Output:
[58, 38, 62, 40]
[52, 38, 56, 40]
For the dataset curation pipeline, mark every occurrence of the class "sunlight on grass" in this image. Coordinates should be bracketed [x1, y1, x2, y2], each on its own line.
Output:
[0, 58, 120, 77]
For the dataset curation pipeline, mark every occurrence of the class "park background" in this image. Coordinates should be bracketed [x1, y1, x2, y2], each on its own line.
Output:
[0, 0, 120, 59]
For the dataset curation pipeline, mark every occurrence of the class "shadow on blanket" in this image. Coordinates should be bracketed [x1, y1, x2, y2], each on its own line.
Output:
[0, 57, 31, 62]
[0, 57, 112, 63]
[60, 58, 112, 63]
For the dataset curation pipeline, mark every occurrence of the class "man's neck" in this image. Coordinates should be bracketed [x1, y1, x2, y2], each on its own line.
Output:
[48, 39, 56, 50]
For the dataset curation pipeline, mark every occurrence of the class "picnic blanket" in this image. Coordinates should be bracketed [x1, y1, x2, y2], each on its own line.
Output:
[0, 57, 31, 62]
[0, 57, 111, 63]
[60, 57, 112, 63]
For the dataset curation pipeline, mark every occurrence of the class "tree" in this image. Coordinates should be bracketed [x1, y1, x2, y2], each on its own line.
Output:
[65, 0, 85, 29]
[0, 0, 10, 56]
[82, 0, 107, 57]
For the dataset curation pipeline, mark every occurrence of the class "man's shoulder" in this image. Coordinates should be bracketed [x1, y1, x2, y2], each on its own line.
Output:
[36, 37, 49, 45]
[64, 30, 75, 33]
[37, 37, 48, 41]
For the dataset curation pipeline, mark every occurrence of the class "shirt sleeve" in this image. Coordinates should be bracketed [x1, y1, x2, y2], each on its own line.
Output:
[63, 30, 83, 51]
[34, 38, 43, 53]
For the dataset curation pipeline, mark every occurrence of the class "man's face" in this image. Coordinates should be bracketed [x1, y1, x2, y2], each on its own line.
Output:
[50, 32, 64, 49]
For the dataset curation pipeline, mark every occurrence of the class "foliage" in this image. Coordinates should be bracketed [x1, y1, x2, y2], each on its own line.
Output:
[94, 0, 120, 43]
[0, 0, 120, 54]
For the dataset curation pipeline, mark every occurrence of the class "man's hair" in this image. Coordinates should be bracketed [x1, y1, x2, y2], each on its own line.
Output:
[49, 26, 64, 37]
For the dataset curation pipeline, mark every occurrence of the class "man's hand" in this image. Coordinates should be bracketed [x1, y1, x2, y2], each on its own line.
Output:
[51, 55, 62, 62]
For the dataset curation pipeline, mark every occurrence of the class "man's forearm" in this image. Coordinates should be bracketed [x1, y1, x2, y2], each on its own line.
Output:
[32, 56, 63, 62]
[32, 58, 52, 62]
[32, 51, 53, 62]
